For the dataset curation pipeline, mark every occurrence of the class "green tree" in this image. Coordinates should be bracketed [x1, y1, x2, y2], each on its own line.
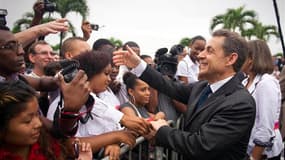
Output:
[49, 0, 88, 55]
[243, 21, 279, 41]
[210, 6, 256, 34]
[109, 37, 123, 49]
[12, 0, 89, 57]
[179, 37, 192, 47]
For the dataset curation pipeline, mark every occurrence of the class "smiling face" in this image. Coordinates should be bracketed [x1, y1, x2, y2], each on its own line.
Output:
[29, 43, 55, 71]
[2, 97, 42, 147]
[0, 30, 25, 77]
[190, 39, 206, 61]
[198, 36, 237, 83]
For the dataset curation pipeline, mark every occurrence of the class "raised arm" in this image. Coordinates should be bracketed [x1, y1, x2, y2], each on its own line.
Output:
[15, 18, 68, 48]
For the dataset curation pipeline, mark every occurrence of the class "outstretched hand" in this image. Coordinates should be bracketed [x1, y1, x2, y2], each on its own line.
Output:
[113, 45, 141, 69]
[150, 119, 169, 131]
[120, 115, 151, 135]
[36, 18, 69, 36]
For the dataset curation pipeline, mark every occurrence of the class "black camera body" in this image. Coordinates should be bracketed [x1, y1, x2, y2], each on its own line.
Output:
[61, 63, 79, 83]
[90, 24, 99, 31]
[155, 47, 178, 78]
[0, 9, 8, 26]
[44, 59, 79, 83]
[44, 0, 56, 12]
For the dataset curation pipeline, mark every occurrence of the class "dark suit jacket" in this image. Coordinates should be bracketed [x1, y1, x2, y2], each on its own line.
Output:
[140, 66, 256, 160]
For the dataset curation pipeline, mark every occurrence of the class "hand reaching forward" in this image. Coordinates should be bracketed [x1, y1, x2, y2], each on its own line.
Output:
[150, 119, 169, 131]
[113, 45, 141, 69]
[120, 115, 151, 135]
[116, 130, 137, 147]
[36, 18, 69, 36]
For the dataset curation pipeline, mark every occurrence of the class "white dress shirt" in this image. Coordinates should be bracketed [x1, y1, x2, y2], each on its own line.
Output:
[243, 74, 283, 158]
[175, 55, 199, 84]
[47, 92, 123, 137]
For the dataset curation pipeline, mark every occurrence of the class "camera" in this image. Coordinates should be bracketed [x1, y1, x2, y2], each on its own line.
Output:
[90, 24, 99, 31]
[155, 45, 180, 78]
[61, 63, 79, 83]
[44, 59, 79, 83]
[0, 9, 8, 26]
[44, 0, 56, 12]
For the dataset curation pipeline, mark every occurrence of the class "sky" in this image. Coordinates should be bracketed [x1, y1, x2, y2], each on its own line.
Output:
[1, 0, 284, 57]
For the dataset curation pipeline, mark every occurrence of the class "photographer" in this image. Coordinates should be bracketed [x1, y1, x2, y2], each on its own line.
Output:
[154, 46, 187, 121]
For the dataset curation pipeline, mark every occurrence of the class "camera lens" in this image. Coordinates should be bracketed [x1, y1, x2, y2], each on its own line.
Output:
[90, 24, 99, 31]
[0, 9, 8, 26]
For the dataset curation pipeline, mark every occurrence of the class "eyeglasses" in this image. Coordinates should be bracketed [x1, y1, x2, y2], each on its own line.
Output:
[0, 41, 22, 52]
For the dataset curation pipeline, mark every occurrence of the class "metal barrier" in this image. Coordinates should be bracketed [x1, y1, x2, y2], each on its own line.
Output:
[101, 120, 180, 160]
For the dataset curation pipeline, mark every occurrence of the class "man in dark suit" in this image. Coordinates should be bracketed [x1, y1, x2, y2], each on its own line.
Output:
[113, 29, 256, 160]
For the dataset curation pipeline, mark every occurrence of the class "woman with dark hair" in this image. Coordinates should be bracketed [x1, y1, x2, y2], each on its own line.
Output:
[119, 72, 165, 160]
[242, 40, 283, 160]
[120, 72, 165, 119]
[0, 81, 92, 160]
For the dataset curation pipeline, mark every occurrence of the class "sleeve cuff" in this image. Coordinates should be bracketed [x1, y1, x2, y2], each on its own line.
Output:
[131, 60, 147, 77]
[253, 138, 274, 147]
[155, 126, 173, 147]
[104, 106, 124, 123]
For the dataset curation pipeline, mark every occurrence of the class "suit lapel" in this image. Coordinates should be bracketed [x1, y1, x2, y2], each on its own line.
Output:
[184, 75, 242, 128]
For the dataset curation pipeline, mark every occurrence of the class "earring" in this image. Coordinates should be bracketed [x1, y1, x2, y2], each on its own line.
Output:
[130, 94, 136, 104]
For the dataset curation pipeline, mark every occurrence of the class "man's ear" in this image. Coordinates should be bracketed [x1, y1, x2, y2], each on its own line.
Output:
[226, 52, 238, 66]
[64, 52, 73, 59]
[28, 53, 36, 63]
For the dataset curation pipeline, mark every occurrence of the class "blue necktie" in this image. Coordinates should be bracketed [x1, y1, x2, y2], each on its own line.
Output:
[196, 85, 212, 108]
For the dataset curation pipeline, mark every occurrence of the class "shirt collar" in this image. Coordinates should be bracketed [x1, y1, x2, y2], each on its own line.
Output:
[210, 76, 234, 93]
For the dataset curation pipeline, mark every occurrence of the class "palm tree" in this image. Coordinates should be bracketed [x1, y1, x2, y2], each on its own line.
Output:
[50, 0, 88, 20]
[109, 37, 123, 49]
[210, 6, 256, 34]
[49, 0, 88, 56]
[243, 21, 279, 41]
[179, 37, 192, 47]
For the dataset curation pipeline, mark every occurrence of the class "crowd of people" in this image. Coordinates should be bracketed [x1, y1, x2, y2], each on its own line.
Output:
[1, 1, 285, 160]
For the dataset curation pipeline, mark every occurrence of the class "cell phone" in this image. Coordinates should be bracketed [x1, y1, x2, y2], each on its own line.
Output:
[90, 24, 99, 31]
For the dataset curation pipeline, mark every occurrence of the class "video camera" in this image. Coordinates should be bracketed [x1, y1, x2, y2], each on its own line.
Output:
[0, 9, 8, 26]
[155, 44, 184, 78]
[44, 0, 56, 12]
[44, 59, 79, 83]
